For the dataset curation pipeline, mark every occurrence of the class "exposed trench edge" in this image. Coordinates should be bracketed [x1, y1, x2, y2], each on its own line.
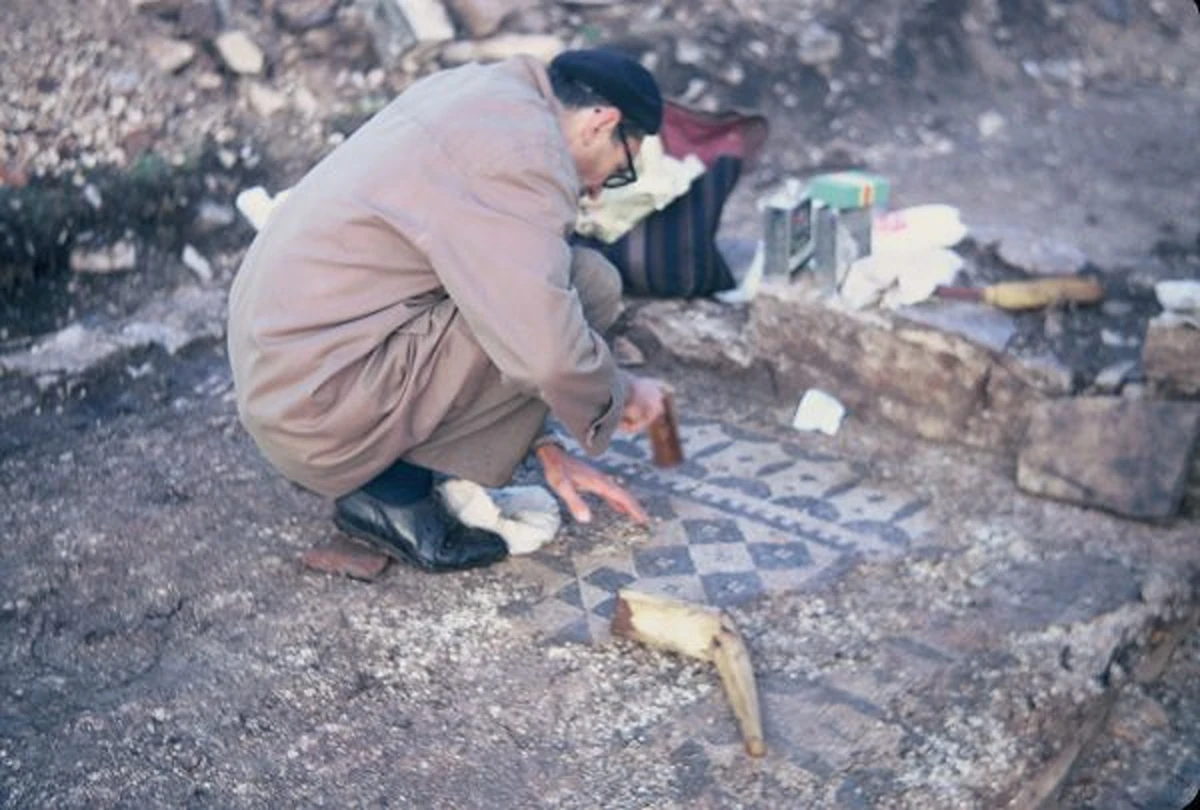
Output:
[1010, 605, 1200, 810]
[0, 333, 228, 422]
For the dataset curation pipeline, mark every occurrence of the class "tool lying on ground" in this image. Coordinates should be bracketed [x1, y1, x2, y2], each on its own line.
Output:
[612, 589, 766, 757]
[933, 276, 1104, 311]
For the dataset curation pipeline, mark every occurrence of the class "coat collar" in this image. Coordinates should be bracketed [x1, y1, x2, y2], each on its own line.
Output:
[513, 55, 580, 198]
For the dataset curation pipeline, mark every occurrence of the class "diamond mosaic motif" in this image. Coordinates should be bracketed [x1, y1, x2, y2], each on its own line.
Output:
[507, 418, 933, 644]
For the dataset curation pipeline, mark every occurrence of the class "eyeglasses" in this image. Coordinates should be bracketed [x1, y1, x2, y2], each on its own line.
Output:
[602, 123, 638, 190]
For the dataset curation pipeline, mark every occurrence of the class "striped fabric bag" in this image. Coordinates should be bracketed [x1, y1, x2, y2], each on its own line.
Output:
[574, 102, 769, 299]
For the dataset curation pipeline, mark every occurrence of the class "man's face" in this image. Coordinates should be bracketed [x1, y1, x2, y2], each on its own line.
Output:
[570, 108, 642, 199]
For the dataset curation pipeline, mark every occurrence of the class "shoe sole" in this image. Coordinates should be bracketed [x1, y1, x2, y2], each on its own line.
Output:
[333, 513, 428, 570]
[332, 513, 505, 573]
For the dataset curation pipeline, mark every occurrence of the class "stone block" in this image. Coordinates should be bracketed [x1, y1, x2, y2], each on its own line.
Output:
[635, 280, 1071, 454]
[1143, 319, 1200, 397]
[1017, 398, 1200, 520]
[748, 281, 1035, 450]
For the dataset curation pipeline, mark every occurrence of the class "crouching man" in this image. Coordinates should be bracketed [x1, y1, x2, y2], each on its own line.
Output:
[227, 48, 669, 572]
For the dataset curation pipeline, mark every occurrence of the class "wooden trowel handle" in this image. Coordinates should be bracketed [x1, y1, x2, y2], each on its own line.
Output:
[936, 276, 1104, 311]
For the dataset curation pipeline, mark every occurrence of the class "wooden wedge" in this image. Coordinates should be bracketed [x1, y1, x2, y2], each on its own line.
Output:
[612, 589, 766, 757]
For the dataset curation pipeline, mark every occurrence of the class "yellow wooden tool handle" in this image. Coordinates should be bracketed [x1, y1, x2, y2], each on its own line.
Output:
[981, 277, 1104, 311]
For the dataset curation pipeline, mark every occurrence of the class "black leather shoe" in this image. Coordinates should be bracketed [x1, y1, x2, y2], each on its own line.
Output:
[333, 489, 508, 572]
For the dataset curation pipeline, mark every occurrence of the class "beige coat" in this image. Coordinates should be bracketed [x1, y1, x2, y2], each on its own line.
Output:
[227, 57, 627, 498]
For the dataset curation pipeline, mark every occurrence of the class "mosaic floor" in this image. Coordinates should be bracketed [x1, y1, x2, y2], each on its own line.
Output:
[506, 418, 933, 644]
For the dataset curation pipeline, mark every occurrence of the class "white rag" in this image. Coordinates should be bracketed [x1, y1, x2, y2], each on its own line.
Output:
[574, 136, 705, 244]
[438, 480, 562, 555]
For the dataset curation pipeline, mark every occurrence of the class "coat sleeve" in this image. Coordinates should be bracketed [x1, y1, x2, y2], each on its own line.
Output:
[388, 138, 627, 456]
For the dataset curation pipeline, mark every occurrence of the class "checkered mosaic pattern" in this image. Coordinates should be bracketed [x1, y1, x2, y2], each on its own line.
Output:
[507, 418, 932, 645]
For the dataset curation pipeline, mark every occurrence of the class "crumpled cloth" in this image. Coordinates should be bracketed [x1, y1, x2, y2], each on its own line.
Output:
[574, 135, 706, 244]
[438, 479, 562, 555]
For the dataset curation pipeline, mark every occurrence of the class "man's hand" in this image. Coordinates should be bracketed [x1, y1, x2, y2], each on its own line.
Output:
[620, 376, 668, 433]
[536, 443, 649, 525]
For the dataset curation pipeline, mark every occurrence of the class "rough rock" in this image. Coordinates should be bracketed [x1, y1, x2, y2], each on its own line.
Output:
[632, 299, 756, 373]
[978, 110, 1006, 139]
[361, 0, 456, 65]
[128, 0, 182, 14]
[1156, 279, 1200, 312]
[70, 240, 138, 274]
[145, 35, 197, 74]
[440, 33, 563, 64]
[1096, 0, 1130, 25]
[181, 244, 214, 284]
[674, 38, 706, 66]
[895, 300, 1018, 354]
[445, 0, 531, 38]
[797, 23, 841, 66]
[1143, 319, 1200, 397]
[193, 200, 237, 233]
[214, 30, 266, 75]
[982, 226, 1089, 276]
[274, 0, 340, 32]
[177, 0, 220, 39]
[1092, 359, 1137, 393]
[399, 0, 457, 43]
[245, 80, 289, 117]
[1017, 398, 1200, 520]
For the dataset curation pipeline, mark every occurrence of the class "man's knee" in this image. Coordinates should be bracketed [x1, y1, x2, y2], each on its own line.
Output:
[570, 246, 624, 331]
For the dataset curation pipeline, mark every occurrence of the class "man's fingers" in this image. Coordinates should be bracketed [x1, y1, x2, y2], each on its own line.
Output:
[585, 477, 650, 526]
[553, 477, 592, 524]
[609, 490, 650, 525]
[619, 410, 653, 434]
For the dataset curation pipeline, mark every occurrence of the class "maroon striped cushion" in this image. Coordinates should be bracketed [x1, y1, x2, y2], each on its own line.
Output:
[574, 156, 743, 298]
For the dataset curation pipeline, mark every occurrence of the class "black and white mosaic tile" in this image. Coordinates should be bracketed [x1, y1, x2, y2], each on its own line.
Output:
[507, 418, 932, 644]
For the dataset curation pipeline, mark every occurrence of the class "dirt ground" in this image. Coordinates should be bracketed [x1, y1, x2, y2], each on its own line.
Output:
[2, 0, 1200, 807]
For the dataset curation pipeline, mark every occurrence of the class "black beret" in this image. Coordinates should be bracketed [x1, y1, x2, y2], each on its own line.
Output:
[550, 48, 664, 135]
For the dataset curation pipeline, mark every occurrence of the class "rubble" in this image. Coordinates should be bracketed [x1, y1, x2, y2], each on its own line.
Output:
[214, 30, 266, 75]
[145, 35, 197, 74]
[440, 33, 563, 64]
[445, 0, 533, 38]
[181, 244, 214, 284]
[1092, 359, 1137, 393]
[977, 110, 1005, 139]
[1156, 279, 1200, 312]
[245, 80, 290, 117]
[274, 0, 341, 32]
[70, 240, 138, 274]
[796, 23, 841, 66]
[1143, 319, 1200, 398]
[358, 0, 456, 66]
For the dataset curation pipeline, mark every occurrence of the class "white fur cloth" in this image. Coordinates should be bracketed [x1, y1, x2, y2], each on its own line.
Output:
[438, 480, 562, 555]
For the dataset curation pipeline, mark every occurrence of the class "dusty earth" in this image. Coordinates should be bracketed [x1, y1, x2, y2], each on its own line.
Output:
[2, 0, 1200, 808]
